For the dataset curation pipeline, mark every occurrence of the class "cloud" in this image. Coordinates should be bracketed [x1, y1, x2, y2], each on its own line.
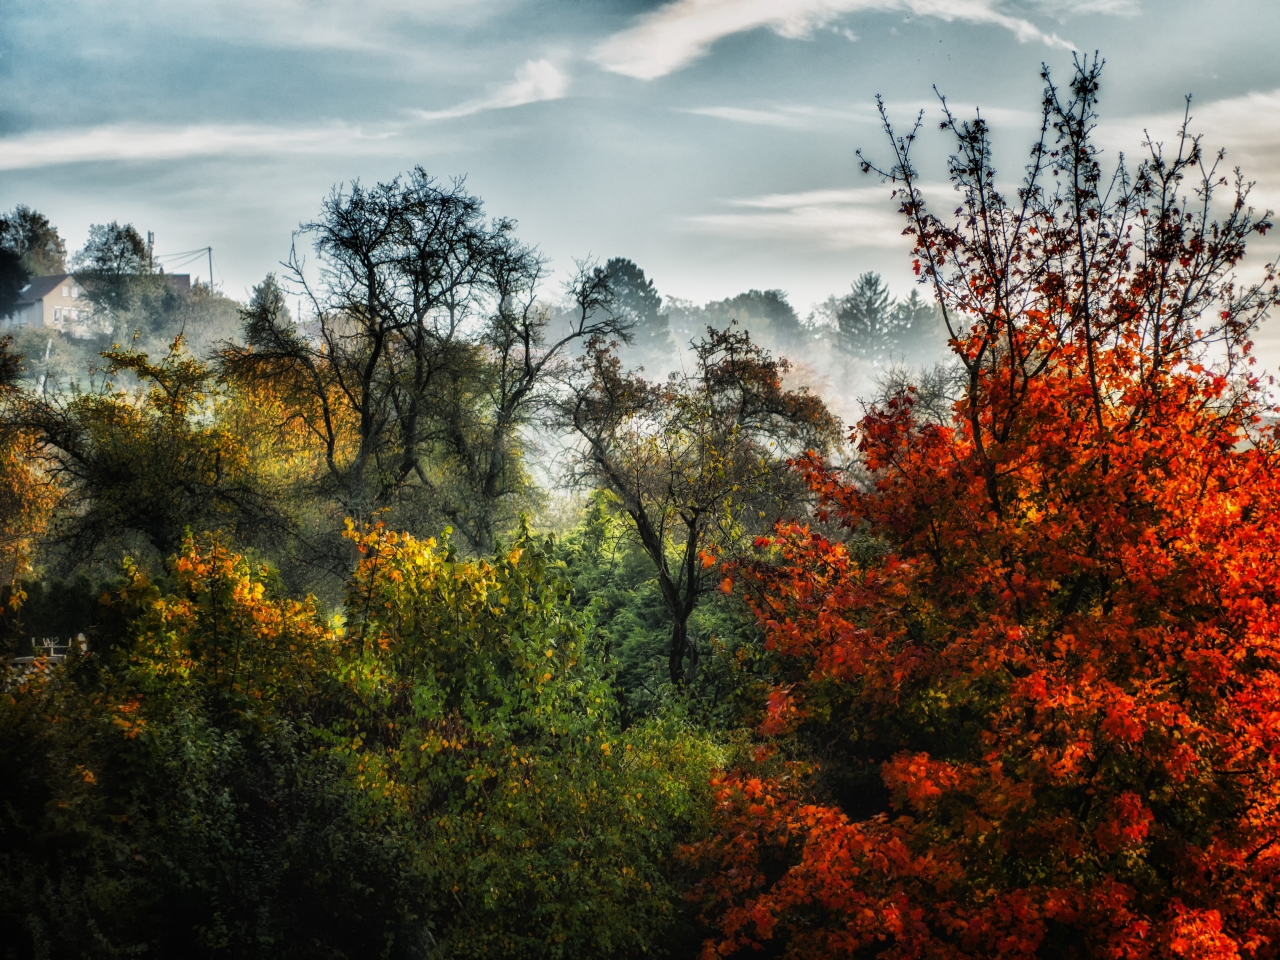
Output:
[12, 0, 500, 54]
[594, 0, 1075, 80]
[415, 59, 570, 121]
[1100, 88, 1280, 209]
[1027, 0, 1139, 15]
[683, 107, 810, 128]
[682, 104, 876, 127]
[684, 99, 1040, 131]
[0, 122, 395, 171]
[686, 186, 916, 250]
[0, 60, 573, 172]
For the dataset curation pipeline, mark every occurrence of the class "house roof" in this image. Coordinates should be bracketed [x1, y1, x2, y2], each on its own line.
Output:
[17, 273, 73, 304]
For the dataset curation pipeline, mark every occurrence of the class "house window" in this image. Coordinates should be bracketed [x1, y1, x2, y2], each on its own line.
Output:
[63, 286, 71, 297]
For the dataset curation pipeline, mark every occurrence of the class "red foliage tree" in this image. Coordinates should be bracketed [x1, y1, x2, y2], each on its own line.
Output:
[689, 58, 1280, 959]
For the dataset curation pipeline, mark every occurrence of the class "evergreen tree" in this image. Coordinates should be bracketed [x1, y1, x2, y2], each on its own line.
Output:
[604, 257, 673, 362]
[835, 271, 901, 363]
[892, 287, 943, 348]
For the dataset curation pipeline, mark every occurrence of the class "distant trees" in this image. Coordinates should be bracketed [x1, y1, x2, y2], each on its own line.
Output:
[561, 327, 841, 684]
[817, 271, 945, 364]
[703, 289, 807, 356]
[605, 257, 672, 364]
[222, 170, 630, 553]
[834, 270, 892, 358]
[71, 221, 164, 323]
[0, 205, 67, 276]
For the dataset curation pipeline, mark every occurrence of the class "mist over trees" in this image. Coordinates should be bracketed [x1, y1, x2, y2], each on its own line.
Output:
[604, 257, 673, 368]
[4, 57, 1280, 960]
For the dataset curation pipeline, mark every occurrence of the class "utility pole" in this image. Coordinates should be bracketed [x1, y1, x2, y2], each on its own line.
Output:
[147, 231, 155, 272]
[38, 337, 52, 397]
[207, 247, 213, 292]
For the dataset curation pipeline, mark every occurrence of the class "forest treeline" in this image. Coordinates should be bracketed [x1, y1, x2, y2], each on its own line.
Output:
[4, 59, 1280, 960]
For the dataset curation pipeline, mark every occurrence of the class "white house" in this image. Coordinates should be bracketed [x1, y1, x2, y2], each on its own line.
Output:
[5, 274, 98, 339]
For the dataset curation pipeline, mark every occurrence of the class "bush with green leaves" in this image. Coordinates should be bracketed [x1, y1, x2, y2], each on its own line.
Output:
[551, 493, 776, 730]
[342, 521, 717, 958]
[1, 525, 718, 959]
[0, 541, 424, 960]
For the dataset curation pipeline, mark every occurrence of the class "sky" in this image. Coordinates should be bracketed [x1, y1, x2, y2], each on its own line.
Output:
[3, 0, 1280, 341]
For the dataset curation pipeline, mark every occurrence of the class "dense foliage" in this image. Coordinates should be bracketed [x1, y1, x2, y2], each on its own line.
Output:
[2, 528, 716, 958]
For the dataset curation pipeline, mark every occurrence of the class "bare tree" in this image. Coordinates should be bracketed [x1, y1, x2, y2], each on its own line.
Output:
[223, 170, 629, 552]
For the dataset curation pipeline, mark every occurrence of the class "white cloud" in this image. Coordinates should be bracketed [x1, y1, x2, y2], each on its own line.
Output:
[594, 0, 1075, 81]
[1026, 0, 1139, 15]
[684, 106, 808, 127]
[30, 0, 501, 53]
[682, 103, 878, 127]
[415, 59, 570, 121]
[0, 60, 573, 172]
[0, 122, 394, 171]
[684, 99, 1040, 131]
[1101, 88, 1280, 210]
[686, 186, 915, 250]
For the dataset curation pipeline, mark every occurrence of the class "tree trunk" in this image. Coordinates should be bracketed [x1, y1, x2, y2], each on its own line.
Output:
[668, 615, 690, 686]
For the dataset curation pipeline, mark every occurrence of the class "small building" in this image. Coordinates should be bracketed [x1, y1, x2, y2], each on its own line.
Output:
[3, 272, 194, 340]
[4, 274, 98, 339]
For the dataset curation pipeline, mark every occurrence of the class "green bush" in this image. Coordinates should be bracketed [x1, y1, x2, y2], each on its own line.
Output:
[0, 527, 719, 959]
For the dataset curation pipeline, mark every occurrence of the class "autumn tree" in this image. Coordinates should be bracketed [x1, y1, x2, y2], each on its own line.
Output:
[689, 57, 1280, 959]
[15, 339, 286, 569]
[561, 327, 841, 685]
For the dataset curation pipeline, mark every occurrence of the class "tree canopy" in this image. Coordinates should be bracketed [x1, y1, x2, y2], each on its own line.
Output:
[222, 172, 629, 554]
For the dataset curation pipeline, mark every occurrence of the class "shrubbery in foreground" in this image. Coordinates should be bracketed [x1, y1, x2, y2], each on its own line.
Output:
[1, 527, 716, 959]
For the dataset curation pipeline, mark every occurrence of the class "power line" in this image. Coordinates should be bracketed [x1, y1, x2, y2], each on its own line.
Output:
[153, 247, 210, 260]
[152, 246, 215, 290]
